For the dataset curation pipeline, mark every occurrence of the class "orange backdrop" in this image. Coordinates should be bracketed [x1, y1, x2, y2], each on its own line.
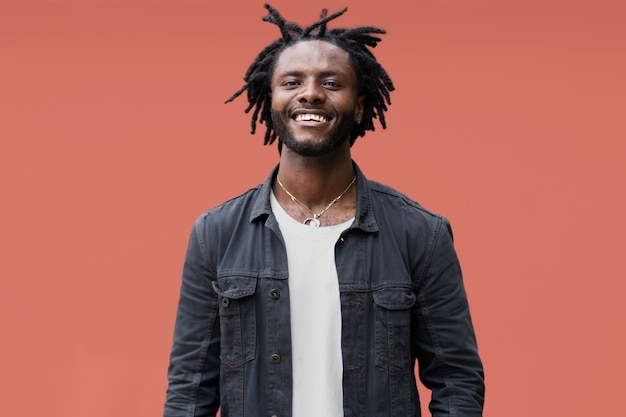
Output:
[1, 1, 625, 416]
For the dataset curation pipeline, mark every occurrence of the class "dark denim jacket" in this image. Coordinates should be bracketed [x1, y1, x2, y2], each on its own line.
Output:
[164, 164, 484, 417]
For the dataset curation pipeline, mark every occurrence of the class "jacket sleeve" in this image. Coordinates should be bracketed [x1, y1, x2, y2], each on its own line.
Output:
[412, 216, 485, 416]
[164, 216, 221, 417]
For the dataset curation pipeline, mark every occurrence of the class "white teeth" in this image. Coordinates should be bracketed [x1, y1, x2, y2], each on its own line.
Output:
[295, 114, 328, 123]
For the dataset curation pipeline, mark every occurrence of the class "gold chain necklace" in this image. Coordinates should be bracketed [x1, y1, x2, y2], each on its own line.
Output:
[276, 175, 356, 227]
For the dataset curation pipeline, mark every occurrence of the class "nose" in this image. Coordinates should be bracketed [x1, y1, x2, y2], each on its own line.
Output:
[298, 80, 325, 104]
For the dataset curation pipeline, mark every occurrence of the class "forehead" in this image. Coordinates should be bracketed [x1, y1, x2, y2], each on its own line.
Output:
[272, 40, 355, 76]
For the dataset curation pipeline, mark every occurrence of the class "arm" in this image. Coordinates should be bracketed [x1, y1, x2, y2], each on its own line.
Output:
[412, 217, 485, 417]
[164, 217, 221, 417]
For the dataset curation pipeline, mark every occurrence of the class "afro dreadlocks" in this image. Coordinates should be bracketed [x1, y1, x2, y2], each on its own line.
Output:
[225, 4, 395, 147]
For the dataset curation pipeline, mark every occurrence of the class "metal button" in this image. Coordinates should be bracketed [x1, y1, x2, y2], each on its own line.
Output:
[221, 297, 230, 307]
[270, 289, 280, 299]
[270, 353, 281, 364]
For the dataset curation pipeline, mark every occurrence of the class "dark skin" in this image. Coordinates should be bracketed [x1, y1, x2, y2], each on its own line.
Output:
[270, 40, 365, 226]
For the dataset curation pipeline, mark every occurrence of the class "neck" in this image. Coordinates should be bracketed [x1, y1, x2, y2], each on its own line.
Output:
[275, 143, 355, 207]
[272, 141, 357, 227]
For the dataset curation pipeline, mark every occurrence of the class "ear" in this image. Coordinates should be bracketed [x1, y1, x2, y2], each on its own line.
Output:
[355, 95, 365, 123]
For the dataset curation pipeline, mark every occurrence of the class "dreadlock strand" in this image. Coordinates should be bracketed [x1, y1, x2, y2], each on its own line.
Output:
[249, 102, 263, 134]
[263, 3, 304, 42]
[225, 85, 247, 104]
[302, 7, 348, 37]
[318, 9, 328, 36]
[243, 40, 284, 81]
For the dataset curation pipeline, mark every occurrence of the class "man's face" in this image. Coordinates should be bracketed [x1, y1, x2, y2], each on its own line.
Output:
[270, 40, 364, 157]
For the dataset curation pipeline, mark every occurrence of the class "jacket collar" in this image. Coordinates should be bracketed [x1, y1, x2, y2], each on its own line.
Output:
[250, 162, 378, 233]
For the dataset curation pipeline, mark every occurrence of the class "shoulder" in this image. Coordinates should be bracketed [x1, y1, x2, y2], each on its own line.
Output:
[194, 184, 264, 230]
[364, 179, 454, 244]
[367, 179, 446, 222]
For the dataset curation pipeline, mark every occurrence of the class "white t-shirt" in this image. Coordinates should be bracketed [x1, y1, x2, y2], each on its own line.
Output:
[271, 192, 353, 417]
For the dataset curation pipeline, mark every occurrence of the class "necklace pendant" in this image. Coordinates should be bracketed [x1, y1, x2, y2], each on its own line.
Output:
[303, 217, 321, 227]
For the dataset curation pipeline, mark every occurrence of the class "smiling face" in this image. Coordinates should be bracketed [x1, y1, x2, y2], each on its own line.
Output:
[270, 40, 364, 157]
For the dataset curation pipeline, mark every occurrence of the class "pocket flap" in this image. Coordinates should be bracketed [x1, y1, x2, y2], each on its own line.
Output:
[373, 288, 416, 310]
[212, 276, 257, 299]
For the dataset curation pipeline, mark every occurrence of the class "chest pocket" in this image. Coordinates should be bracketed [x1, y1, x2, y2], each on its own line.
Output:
[212, 276, 257, 368]
[373, 287, 417, 370]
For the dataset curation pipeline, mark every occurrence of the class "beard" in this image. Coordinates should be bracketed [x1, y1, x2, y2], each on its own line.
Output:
[272, 109, 355, 157]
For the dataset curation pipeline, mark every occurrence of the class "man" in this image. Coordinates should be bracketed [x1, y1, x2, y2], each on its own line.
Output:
[164, 5, 484, 417]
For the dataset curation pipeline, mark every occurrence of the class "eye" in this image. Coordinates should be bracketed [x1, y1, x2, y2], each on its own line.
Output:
[281, 80, 300, 88]
[323, 80, 342, 90]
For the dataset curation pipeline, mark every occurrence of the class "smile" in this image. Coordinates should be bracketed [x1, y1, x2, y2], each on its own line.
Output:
[294, 113, 329, 123]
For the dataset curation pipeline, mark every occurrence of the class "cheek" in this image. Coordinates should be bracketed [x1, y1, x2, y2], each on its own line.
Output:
[339, 97, 360, 114]
[270, 91, 288, 112]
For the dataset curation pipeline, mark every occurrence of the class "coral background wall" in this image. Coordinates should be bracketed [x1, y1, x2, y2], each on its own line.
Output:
[1, 1, 624, 416]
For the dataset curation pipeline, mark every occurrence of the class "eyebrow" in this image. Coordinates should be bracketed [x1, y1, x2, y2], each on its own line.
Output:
[275, 70, 348, 78]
